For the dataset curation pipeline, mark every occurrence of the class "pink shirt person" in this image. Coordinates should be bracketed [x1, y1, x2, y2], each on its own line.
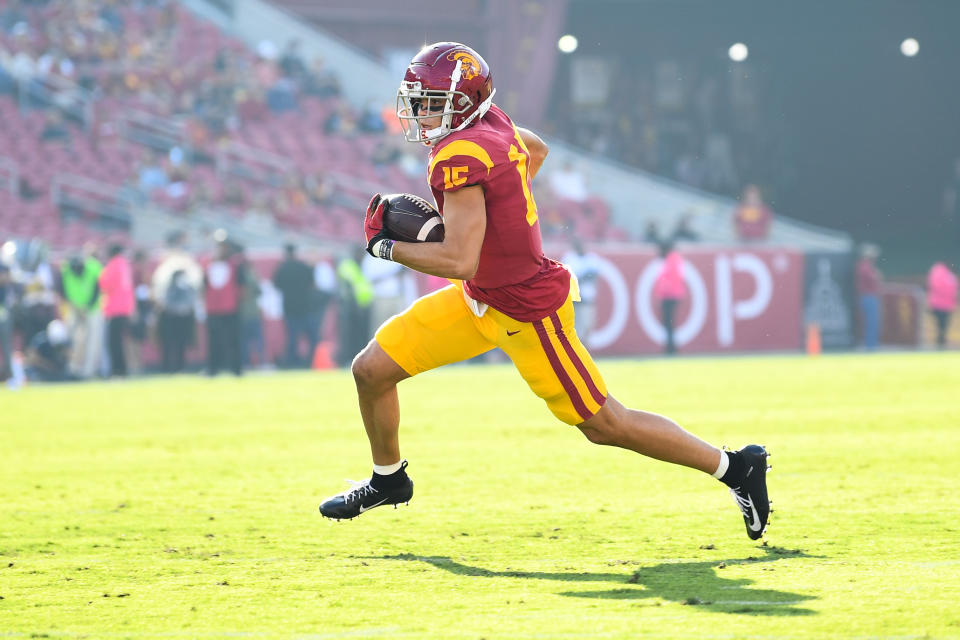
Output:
[654, 250, 687, 301]
[927, 262, 958, 312]
[98, 254, 135, 318]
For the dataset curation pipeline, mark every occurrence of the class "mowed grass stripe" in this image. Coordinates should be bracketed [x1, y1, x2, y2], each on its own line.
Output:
[1, 352, 959, 639]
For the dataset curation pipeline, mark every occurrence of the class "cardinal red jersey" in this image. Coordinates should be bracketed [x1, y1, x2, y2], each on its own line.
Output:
[427, 104, 570, 322]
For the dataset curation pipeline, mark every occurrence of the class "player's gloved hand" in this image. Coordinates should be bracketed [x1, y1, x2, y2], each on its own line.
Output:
[364, 193, 394, 260]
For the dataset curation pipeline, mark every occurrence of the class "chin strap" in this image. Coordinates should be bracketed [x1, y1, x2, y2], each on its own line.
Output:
[453, 88, 496, 133]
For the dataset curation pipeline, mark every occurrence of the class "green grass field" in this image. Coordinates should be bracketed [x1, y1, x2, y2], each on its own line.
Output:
[2, 352, 959, 639]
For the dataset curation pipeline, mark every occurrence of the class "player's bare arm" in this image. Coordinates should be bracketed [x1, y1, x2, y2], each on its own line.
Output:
[516, 127, 548, 178]
[390, 185, 487, 280]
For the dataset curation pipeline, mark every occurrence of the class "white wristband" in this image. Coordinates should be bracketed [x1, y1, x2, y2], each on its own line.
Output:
[371, 238, 394, 261]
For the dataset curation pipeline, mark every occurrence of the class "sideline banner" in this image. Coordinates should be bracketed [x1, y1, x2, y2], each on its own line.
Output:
[172, 246, 810, 363]
[579, 247, 806, 355]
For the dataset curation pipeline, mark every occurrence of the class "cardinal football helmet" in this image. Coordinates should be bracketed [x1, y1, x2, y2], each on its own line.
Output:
[396, 42, 495, 146]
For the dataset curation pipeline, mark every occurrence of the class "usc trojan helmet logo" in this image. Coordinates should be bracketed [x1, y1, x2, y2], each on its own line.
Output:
[447, 50, 480, 80]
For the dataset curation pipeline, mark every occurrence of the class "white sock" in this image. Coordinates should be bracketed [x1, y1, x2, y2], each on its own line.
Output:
[373, 460, 403, 476]
[711, 451, 730, 480]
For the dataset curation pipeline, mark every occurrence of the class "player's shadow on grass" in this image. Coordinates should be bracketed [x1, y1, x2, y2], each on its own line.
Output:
[376, 546, 817, 616]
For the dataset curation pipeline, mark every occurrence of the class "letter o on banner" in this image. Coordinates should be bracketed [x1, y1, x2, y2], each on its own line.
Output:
[585, 257, 630, 350]
[636, 259, 708, 347]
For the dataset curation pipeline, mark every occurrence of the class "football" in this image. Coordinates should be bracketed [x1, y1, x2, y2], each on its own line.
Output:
[382, 193, 445, 243]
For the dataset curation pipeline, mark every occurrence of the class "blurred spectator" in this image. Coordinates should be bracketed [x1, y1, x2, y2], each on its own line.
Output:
[19, 277, 58, 346]
[129, 249, 153, 374]
[562, 239, 603, 345]
[40, 109, 71, 143]
[99, 243, 135, 377]
[18, 239, 55, 291]
[278, 39, 307, 81]
[137, 150, 170, 196]
[313, 258, 338, 343]
[362, 254, 408, 335]
[371, 139, 401, 178]
[0, 263, 16, 380]
[733, 184, 773, 242]
[654, 242, 687, 355]
[927, 261, 958, 349]
[158, 269, 196, 373]
[153, 230, 203, 373]
[25, 319, 74, 383]
[358, 100, 385, 133]
[0, 45, 17, 95]
[336, 246, 373, 367]
[272, 243, 318, 368]
[266, 75, 298, 113]
[325, 103, 357, 135]
[643, 220, 663, 247]
[855, 244, 882, 351]
[221, 179, 247, 208]
[237, 248, 265, 368]
[18, 176, 44, 200]
[303, 57, 341, 98]
[305, 170, 337, 206]
[670, 213, 700, 244]
[204, 235, 244, 376]
[58, 250, 103, 379]
[549, 160, 589, 203]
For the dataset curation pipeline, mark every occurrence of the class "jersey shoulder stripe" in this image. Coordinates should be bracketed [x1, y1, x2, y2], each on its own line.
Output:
[428, 139, 495, 178]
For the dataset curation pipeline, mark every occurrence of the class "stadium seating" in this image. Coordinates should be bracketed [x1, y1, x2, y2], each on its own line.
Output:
[0, 1, 624, 249]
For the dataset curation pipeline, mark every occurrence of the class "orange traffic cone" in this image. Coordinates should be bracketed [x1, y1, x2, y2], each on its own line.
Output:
[805, 323, 821, 356]
[311, 341, 335, 370]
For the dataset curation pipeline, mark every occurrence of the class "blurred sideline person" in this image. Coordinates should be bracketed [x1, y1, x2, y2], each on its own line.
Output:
[927, 261, 958, 349]
[98, 243, 135, 377]
[319, 43, 771, 542]
[159, 269, 197, 372]
[204, 236, 244, 376]
[25, 319, 75, 383]
[238, 247, 266, 368]
[733, 184, 772, 242]
[58, 250, 103, 378]
[561, 238, 602, 346]
[336, 246, 373, 367]
[272, 243, 318, 368]
[153, 231, 202, 372]
[856, 244, 882, 351]
[654, 242, 687, 355]
[0, 263, 16, 380]
[128, 249, 154, 375]
[313, 258, 338, 343]
[361, 252, 409, 334]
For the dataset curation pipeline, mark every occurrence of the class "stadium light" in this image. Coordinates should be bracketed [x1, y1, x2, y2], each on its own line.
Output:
[728, 42, 749, 62]
[900, 38, 919, 57]
[558, 34, 578, 54]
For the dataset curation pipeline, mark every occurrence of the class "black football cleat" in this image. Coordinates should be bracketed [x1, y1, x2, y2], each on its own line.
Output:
[728, 445, 771, 540]
[319, 468, 414, 520]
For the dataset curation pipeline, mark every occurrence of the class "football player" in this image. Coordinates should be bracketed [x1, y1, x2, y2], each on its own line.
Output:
[320, 43, 771, 540]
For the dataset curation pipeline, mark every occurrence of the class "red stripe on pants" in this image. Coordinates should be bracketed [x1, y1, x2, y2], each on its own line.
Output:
[533, 319, 591, 421]
[550, 312, 606, 406]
